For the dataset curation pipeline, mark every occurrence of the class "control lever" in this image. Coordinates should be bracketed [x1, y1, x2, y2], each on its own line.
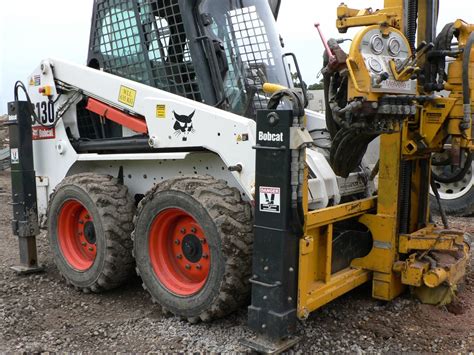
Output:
[390, 41, 434, 81]
[315, 23, 335, 63]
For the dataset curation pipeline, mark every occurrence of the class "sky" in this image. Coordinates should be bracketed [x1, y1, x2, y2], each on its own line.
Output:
[1, 1, 474, 114]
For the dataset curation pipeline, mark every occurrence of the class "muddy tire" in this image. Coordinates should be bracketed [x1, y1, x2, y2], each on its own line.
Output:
[133, 175, 253, 322]
[47, 173, 135, 292]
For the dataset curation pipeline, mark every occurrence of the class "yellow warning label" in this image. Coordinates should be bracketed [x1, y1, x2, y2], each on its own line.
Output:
[118, 86, 137, 107]
[156, 104, 166, 119]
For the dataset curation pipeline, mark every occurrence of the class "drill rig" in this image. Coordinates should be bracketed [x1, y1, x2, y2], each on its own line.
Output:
[245, 0, 472, 350]
[6, 0, 472, 352]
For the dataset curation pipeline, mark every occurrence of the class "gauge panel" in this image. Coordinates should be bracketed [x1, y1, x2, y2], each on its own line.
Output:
[370, 34, 384, 54]
[357, 28, 415, 94]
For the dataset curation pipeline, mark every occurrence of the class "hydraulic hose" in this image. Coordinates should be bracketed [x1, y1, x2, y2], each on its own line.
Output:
[406, 0, 418, 53]
[431, 150, 473, 183]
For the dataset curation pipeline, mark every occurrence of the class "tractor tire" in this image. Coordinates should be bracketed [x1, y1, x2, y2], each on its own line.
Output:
[430, 161, 474, 216]
[132, 175, 253, 322]
[47, 173, 135, 292]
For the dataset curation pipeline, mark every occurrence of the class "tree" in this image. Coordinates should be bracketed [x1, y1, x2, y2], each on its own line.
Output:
[308, 79, 324, 90]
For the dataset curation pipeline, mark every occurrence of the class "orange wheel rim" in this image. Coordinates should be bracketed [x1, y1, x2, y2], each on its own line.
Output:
[148, 208, 210, 296]
[57, 200, 97, 271]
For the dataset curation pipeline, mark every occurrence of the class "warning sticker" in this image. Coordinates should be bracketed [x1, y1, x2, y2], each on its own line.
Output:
[156, 104, 166, 119]
[32, 126, 56, 140]
[10, 148, 19, 164]
[259, 186, 281, 213]
[118, 85, 137, 107]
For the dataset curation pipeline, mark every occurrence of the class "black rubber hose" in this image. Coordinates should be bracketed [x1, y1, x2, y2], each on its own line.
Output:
[330, 128, 377, 177]
[431, 150, 473, 183]
[406, 0, 418, 53]
[399, 160, 413, 234]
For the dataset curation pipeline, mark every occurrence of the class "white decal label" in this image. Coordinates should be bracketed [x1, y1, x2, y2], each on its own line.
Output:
[258, 131, 283, 142]
[10, 148, 19, 164]
[259, 186, 281, 213]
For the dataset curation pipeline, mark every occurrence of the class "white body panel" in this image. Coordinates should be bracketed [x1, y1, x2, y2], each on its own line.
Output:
[28, 58, 368, 222]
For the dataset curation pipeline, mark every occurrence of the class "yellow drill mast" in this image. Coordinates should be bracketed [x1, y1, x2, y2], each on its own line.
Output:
[297, 0, 472, 317]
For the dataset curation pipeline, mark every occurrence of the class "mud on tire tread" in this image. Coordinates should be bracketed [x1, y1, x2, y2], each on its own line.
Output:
[47, 173, 135, 292]
[132, 175, 253, 322]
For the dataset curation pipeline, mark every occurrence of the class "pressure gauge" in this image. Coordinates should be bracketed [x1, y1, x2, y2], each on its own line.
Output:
[368, 57, 383, 73]
[370, 35, 384, 54]
[388, 37, 401, 56]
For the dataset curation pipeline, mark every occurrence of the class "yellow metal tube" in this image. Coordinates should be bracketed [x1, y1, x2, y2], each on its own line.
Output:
[423, 268, 448, 288]
[262, 83, 287, 94]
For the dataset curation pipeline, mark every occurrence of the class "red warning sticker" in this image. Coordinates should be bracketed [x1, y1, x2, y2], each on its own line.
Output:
[32, 126, 55, 140]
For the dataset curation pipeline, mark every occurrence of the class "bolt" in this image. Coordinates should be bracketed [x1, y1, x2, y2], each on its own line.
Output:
[202, 254, 209, 259]
[185, 264, 191, 270]
[262, 324, 267, 329]
[263, 295, 267, 300]
[177, 254, 183, 260]
[289, 267, 294, 272]
[174, 239, 180, 245]
[88, 247, 94, 252]
[180, 228, 186, 234]
[196, 264, 202, 270]
[191, 227, 197, 233]
[288, 297, 293, 302]
[264, 266, 269, 271]
[81, 242, 87, 246]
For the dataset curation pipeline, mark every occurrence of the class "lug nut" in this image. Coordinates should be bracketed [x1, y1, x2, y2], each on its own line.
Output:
[81, 242, 87, 246]
[185, 264, 191, 270]
[200, 239, 206, 244]
[174, 239, 180, 245]
[177, 254, 183, 260]
[85, 215, 90, 219]
[88, 247, 94, 252]
[79, 220, 84, 225]
[196, 264, 202, 270]
[191, 227, 197, 233]
[202, 254, 209, 259]
[180, 228, 186, 234]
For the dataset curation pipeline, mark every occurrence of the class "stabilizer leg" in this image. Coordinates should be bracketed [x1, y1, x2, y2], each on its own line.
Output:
[7, 101, 44, 275]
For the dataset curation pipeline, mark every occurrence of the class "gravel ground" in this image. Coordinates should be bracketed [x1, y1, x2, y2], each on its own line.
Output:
[0, 170, 473, 353]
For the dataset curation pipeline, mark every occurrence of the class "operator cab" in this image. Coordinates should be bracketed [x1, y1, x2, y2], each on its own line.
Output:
[86, 0, 294, 123]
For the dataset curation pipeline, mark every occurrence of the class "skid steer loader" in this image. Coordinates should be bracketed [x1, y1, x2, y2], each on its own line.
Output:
[7, 0, 472, 352]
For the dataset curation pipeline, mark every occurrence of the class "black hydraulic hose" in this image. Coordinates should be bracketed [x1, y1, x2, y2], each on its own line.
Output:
[462, 31, 474, 133]
[431, 150, 473, 183]
[14, 81, 64, 129]
[406, 0, 418, 53]
[399, 160, 412, 234]
[430, 175, 449, 229]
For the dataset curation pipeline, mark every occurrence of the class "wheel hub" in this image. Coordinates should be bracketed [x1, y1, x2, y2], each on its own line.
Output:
[182, 234, 203, 263]
[84, 221, 96, 244]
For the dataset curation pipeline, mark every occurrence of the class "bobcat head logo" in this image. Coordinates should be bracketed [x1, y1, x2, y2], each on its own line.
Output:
[173, 111, 196, 141]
